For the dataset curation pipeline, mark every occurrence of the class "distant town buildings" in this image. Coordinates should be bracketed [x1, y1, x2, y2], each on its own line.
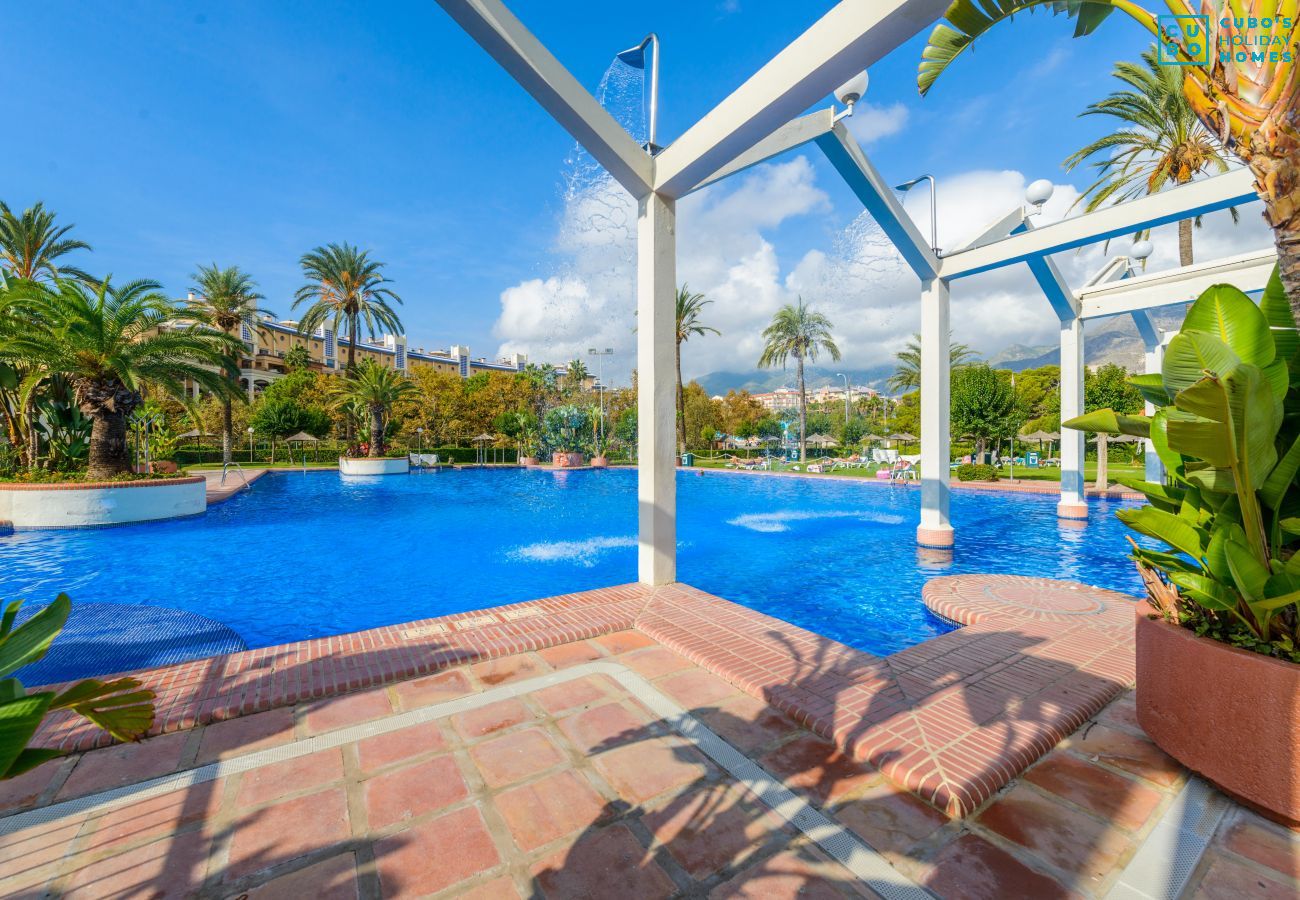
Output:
[749, 384, 878, 412]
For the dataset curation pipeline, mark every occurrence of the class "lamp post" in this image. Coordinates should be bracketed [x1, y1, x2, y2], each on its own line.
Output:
[247, 426, 255, 463]
[894, 175, 938, 253]
[588, 347, 613, 444]
[417, 426, 424, 455]
[835, 373, 850, 425]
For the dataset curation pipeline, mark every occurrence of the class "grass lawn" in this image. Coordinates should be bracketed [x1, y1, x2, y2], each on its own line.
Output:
[691, 454, 1147, 484]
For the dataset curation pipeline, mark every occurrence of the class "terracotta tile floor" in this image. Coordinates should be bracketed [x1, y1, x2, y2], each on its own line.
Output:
[3, 631, 1296, 899]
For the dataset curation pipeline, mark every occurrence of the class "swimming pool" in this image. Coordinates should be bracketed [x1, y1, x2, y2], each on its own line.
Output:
[0, 469, 1142, 664]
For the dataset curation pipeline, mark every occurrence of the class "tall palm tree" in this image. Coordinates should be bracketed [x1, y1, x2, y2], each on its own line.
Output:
[757, 298, 840, 462]
[1064, 47, 1237, 266]
[1, 279, 241, 477]
[675, 285, 720, 455]
[187, 264, 271, 464]
[917, 2, 1299, 313]
[0, 201, 92, 282]
[887, 333, 977, 395]
[332, 361, 415, 457]
[292, 243, 402, 373]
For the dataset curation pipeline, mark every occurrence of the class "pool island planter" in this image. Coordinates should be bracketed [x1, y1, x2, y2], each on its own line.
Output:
[551, 452, 585, 469]
[1136, 605, 1300, 828]
[518, 456, 539, 467]
[338, 457, 410, 476]
[590, 455, 609, 469]
[0, 476, 206, 529]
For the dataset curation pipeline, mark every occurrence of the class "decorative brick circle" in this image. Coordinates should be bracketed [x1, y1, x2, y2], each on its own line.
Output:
[924, 574, 1137, 626]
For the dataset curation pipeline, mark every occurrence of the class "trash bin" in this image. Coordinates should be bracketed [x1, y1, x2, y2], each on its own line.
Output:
[680, 452, 695, 466]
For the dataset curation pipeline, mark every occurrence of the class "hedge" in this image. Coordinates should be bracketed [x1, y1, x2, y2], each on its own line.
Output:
[955, 463, 1000, 482]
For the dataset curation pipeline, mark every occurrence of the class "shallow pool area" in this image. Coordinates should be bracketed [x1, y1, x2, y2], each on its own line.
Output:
[0, 469, 1143, 665]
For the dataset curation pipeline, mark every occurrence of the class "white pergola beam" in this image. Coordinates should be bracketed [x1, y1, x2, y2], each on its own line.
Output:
[652, 0, 951, 199]
[956, 207, 1028, 252]
[940, 170, 1257, 280]
[1079, 248, 1277, 319]
[435, 0, 653, 197]
[815, 123, 940, 280]
[688, 108, 836, 195]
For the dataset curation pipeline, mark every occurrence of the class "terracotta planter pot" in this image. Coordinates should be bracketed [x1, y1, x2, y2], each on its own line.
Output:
[519, 456, 539, 467]
[552, 452, 585, 468]
[1136, 604, 1300, 827]
[590, 456, 609, 469]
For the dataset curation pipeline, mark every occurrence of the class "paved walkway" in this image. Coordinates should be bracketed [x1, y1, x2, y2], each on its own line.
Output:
[3, 625, 1296, 898]
[199, 468, 269, 505]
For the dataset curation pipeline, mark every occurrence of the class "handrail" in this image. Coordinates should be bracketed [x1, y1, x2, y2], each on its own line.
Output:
[220, 461, 249, 489]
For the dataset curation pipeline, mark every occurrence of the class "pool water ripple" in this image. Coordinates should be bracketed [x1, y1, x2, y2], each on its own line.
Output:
[0, 469, 1143, 658]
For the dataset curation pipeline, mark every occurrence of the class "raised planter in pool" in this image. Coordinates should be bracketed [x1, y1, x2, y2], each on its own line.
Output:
[0, 476, 206, 529]
[339, 457, 410, 476]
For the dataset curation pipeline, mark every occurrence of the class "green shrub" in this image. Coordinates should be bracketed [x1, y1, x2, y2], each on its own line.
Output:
[1066, 266, 1300, 662]
[955, 463, 999, 482]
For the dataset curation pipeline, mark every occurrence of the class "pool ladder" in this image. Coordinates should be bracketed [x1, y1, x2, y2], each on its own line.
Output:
[220, 461, 250, 491]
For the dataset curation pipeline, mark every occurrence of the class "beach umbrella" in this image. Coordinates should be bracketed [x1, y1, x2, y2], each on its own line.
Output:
[285, 431, 320, 443]
[178, 429, 213, 439]
[861, 433, 884, 443]
[1021, 429, 1057, 443]
[805, 433, 837, 448]
[472, 433, 495, 442]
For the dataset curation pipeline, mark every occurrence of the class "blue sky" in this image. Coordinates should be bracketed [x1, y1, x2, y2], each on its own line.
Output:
[4, 2, 1259, 379]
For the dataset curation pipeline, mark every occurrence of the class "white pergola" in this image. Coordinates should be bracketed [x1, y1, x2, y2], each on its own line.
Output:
[436, 0, 1265, 580]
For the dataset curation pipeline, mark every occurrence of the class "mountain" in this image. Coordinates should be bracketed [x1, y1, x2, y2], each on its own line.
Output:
[693, 307, 1188, 398]
[695, 364, 896, 396]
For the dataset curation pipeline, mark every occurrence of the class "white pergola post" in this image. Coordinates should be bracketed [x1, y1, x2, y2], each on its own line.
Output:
[918, 277, 953, 548]
[1131, 311, 1166, 484]
[637, 192, 677, 584]
[1058, 316, 1087, 519]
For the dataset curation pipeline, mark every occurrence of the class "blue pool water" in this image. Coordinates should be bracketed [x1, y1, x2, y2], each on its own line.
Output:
[0, 469, 1142, 662]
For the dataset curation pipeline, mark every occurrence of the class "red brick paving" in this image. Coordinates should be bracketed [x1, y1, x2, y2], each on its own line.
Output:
[24, 575, 1135, 823]
[3, 636, 1298, 900]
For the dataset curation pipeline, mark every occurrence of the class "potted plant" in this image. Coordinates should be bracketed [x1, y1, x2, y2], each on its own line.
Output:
[544, 404, 590, 468]
[1066, 267, 1300, 826]
[590, 433, 611, 468]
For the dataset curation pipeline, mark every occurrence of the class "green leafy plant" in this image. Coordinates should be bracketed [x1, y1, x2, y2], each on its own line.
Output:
[955, 463, 1000, 482]
[543, 404, 591, 454]
[1, 594, 155, 780]
[1066, 266, 1300, 659]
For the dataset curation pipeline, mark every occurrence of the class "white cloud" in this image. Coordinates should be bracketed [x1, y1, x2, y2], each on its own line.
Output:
[844, 102, 910, 145]
[492, 153, 1269, 385]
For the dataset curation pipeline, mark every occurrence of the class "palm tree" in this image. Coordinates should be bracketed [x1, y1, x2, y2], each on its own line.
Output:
[675, 285, 720, 454]
[1064, 47, 1237, 266]
[332, 361, 415, 457]
[292, 243, 402, 373]
[887, 333, 978, 395]
[187, 264, 271, 465]
[757, 298, 840, 462]
[917, 2, 1300, 314]
[0, 201, 92, 282]
[1, 279, 241, 478]
[565, 358, 589, 393]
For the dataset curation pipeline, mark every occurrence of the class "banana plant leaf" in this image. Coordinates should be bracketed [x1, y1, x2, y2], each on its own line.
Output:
[0, 596, 69, 678]
[1062, 408, 1150, 437]
[1261, 433, 1300, 510]
[1116, 506, 1208, 563]
[51, 678, 154, 743]
[1162, 332, 1241, 396]
[1183, 284, 1276, 369]
[1127, 372, 1169, 405]
[1259, 267, 1300, 367]
[0, 694, 55, 779]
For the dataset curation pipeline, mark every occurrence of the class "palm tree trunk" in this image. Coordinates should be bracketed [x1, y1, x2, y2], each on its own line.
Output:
[345, 315, 358, 442]
[1242, 139, 1300, 320]
[675, 339, 685, 456]
[87, 410, 131, 479]
[1178, 218, 1194, 267]
[370, 407, 383, 457]
[221, 397, 233, 465]
[796, 354, 807, 463]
